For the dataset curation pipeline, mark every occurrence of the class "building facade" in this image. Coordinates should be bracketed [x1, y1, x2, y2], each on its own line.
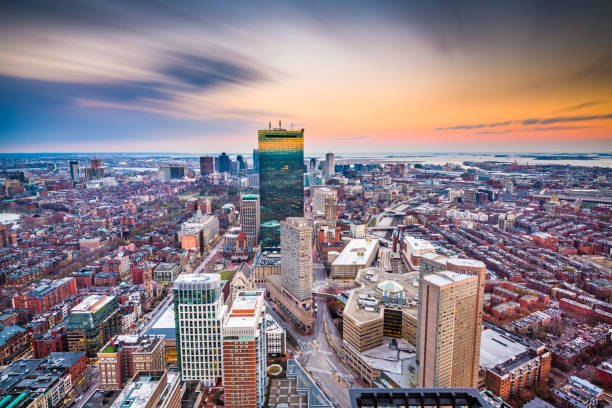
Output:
[173, 274, 226, 386]
[258, 127, 304, 246]
[222, 291, 267, 408]
[199, 156, 214, 176]
[241, 194, 260, 247]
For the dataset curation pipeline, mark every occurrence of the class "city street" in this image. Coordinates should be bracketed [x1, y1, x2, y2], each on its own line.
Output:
[266, 257, 354, 408]
[192, 239, 224, 275]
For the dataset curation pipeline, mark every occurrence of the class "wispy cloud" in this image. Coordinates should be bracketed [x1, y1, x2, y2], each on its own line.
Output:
[474, 129, 513, 135]
[438, 113, 612, 131]
[551, 100, 603, 114]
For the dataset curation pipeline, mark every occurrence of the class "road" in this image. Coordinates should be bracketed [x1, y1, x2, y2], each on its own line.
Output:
[192, 239, 224, 275]
[267, 255, 354, 408]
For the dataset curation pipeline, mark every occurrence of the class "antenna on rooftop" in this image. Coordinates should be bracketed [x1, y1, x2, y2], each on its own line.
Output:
[279, 120, 282, 129]
[268, 121, 271, 130]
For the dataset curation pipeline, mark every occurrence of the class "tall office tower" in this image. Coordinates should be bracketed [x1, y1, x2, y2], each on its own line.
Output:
[324, 195, 337, 227]
[325, 152, 335, 177]
[200, 156, 214, 175]
[174, 274, 227, 385]
[241, 194, 260, 247]
[312, 187, 337, 216]
[252, 148, 259, 172]
[219, 152, 231, 174]
[258, 126, 304, 246]
[237, 155, 246, 173]
[222, 291, 267, 408]
[281, 217, 312, 302]
[309, 157, 317, 174]
[214, 156, 220, 172]
[85, 159, 104, 180]
[69, 160, 80, 181]
[418, 270, 482, 388]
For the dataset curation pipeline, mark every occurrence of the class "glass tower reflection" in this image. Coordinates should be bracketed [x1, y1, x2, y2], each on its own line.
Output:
[258, 128, 304, 246]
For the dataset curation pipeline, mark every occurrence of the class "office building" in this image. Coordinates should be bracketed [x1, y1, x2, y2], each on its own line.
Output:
[309, 157, 317, 174]
[69, 160, 80, 181]
[222, 291, 267, 408]
[237, 155, 246, 173]
[179, 212, 219, 253]
[418, 270, 482, 388]
[109, 371, 182, 408]
[258, 126, 304, 246]
[331, 238, 379, 279]
[253, 249, 281, 285]
[199, 156, 214, 175]
[267, 218, 313, 333]
[341, 268, 419, 386]
[241, 194, 260, 247]
[173, 274, 227, 385]
[325, 194, 337, 226]
[349, 388, 490, 408]
[252, 148, 259, 172]
[98, 334, 165, 389]
[158, 165, 187, 180]
[66, 295, 121, 357]
[325, 152, 335, 177]
[219, 152, 231, 173]
[312, 187, 336, 215]
[84, 159, 104, 180]
[248, 173, 259, 188]
[153, 263, 181, 287]
[280, 217, 312, 301]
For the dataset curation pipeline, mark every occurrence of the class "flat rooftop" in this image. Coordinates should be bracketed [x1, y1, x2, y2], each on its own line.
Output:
[332, 238, 378, 266]
[423, 270, 473, 287]
[146, 303, 176, 340]
[71, 294, 114, 314]
[110, 372, 166, 408]
[480, 326, 529, 369]
[404, 236, 434, 253]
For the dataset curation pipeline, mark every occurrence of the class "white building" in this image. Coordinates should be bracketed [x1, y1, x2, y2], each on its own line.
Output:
[179, 211, 219, 247]
[312, 187, 337, 216]
[350, 223, 367, 239]
[331, 238, 379, 279]
[173, 274, 227, 385]
[402, 236, 435, 271]
[264, 314, 286, 356]
[325, 152, 335, 177]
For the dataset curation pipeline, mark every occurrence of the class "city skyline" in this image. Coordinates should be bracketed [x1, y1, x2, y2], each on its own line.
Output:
[1, 1, 611, 153]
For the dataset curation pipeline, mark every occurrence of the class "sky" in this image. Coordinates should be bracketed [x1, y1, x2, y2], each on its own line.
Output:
[0, 0, 611, 153]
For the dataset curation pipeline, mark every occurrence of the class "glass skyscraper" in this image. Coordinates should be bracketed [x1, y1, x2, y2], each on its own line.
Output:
[258, 127, 304, 246]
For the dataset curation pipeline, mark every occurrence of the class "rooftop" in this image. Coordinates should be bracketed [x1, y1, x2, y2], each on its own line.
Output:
[332, 238, 379, 266]
[110, 372, 167, 408]
[72, 294, 114, 314]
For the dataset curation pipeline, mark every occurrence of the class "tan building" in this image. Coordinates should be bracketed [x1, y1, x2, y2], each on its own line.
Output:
[240, 194, 260, 247]
[229, 263, 254, 306]
[253, 250, 281, 285]
[281, 217, 313, 302]
[331, 238, 379, 279]
[418, 270, 482, 388]
[341, 267, 419, 385]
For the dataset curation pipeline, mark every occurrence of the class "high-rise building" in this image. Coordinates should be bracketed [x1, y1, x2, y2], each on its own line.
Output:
[324, 195, 337, 226]
[241, 194, 260, 247]
[312, 187, 336, 216]
[69, 161, 80, 181]
[237, 155, 246, 173]
[325, 152, 335, 177]
[84, 159, 104, 180]
[258, 127, 304, 246]
[219, 152, 231, 174]
[309, 158, 317, 174]
[418, 270, 482, 388]
[252, 148, 259, 172]
[266, 218, 314, 333]
[222, 291, 267, 408]
[173, 274, 226, 385]
[200, 156, 214, 175]
[281, 217, 312, 301]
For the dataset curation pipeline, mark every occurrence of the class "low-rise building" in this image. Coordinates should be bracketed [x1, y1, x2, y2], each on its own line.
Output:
[553, 376, 602, 408]
[331, 238, 379, 279]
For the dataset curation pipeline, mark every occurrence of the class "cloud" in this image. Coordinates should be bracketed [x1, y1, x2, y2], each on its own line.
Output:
[551, 100, 603, 114]
[331, 135, 371, 141]
[529, 126, 600, 131]
[572, 53, 612, 81]
[474, 129, 513, 135]
[159, 52, 268, 91]
[435, 120, 512, 131]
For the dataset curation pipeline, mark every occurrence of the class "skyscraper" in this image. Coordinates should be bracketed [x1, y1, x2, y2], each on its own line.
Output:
[309, 157, 317, 174]
[222, 290, 267, 408]
[219, 152, 231, 174]
[325, 152, 335, 177]
[258, 127, 304, 246]
[418, 270, 482, 388]
[69, 160, 79, 181]
[237, 155, 245, 173]
[281, 217, 312, 302]
[252, 148, 259, 172]
[174, 274, 226, 385]
[200, 156, 214, 175]
[241, 194, 260, 247]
